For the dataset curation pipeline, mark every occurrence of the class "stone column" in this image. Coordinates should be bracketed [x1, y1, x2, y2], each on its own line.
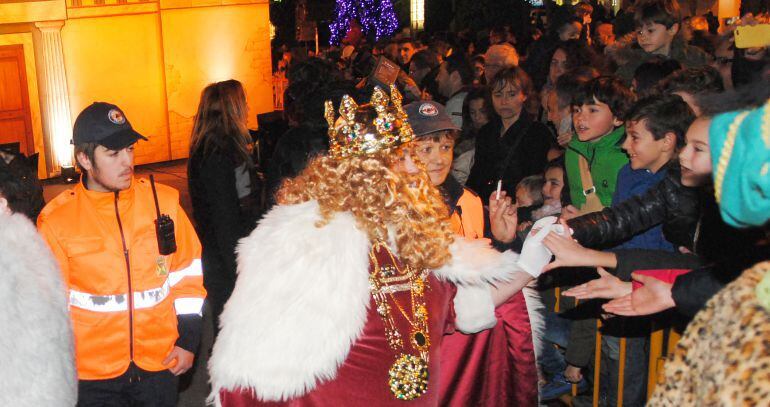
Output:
[35, 20, 74, 171]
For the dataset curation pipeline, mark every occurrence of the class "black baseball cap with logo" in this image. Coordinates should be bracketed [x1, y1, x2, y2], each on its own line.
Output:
[72, 102, 147, 150]
[404, 101, 461, 138]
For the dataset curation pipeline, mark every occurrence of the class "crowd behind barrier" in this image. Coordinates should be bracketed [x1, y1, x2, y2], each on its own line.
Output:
[1, 0, 768, 405]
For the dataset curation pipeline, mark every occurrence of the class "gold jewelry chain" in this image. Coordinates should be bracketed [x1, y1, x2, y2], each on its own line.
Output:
[369, 241, 431, 355]
[371, 242, 427, 330]
[368, 240, 431, 400]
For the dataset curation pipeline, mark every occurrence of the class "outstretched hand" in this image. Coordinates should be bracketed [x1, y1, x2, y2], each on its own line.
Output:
[517, 216, 561, 278]
[489, 190, 518, 244]
[563, 267, 631, 300]
[602, 273, 676, 316]
[541, 220, 593, 272]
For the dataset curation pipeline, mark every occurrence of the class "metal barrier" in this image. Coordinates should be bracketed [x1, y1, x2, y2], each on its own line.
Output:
[647, 325, 681, 398]
[551, 288, 681, 406]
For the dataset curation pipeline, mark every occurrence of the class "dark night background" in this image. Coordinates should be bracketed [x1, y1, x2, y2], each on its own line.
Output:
[270, 0, 768, 49]
[270, 0, 540, 47]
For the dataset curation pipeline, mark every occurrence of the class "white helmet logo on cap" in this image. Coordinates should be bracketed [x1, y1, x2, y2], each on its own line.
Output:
[108, 109, 126, 125]
[418, 103, 438, 117]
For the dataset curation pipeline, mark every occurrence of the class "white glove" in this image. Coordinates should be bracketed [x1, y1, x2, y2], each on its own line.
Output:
[517, 216, 564, 278]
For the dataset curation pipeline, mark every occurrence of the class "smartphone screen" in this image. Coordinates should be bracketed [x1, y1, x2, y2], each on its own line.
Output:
[734, 24, 770, 49]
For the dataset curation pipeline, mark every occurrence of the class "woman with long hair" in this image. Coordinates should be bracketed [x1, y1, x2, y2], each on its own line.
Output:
[187, 79, 258, 335]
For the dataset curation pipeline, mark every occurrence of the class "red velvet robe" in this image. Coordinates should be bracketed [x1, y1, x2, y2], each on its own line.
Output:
[220, 245, 458, 406]
[438, 188, 538, 406]
[437, 291, 537, 406]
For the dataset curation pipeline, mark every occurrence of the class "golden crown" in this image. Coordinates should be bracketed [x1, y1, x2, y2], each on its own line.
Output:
[324, 85, 415, 158]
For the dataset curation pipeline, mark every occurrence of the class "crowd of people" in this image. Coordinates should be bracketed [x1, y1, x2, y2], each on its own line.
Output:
[261, 0, 768, 404]
[0, 0, 768, 405]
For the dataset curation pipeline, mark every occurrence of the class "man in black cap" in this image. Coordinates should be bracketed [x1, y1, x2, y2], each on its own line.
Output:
[38, 102, 206, 406]
[68, 102, 148, 192]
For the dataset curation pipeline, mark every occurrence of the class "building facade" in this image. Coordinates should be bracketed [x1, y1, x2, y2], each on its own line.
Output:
[0, 0, 273, 179]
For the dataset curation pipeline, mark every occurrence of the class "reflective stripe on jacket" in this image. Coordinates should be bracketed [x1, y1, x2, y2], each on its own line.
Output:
[38, 177, 205, 380]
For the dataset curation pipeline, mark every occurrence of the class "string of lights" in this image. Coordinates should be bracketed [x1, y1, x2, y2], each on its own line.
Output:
[329, 0, 399, 45]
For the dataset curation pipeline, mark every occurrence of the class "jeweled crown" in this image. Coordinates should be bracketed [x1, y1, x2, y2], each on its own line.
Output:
[325, 85, 415, 158]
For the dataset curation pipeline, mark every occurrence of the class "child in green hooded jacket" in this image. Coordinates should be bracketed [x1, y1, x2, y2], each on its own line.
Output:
[564, 76, 635, 215]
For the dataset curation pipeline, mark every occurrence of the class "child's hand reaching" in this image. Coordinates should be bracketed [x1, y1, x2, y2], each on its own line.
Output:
[542, 224, 596, 272]
[563, 267, 632, 300]
[602, 273, 676, 316]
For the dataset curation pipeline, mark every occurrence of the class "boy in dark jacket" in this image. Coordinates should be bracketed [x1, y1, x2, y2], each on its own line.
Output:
[613, 95, 693, 251]
[608, 0, 710, 84]
[594, 95, 695, 406]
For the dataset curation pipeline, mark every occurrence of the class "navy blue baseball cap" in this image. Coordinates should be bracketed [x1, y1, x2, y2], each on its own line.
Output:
[404, 101, 461, 138]
[72, 102, 147, 150]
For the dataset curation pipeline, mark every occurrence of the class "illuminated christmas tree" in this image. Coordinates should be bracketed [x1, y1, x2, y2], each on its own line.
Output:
[329, 0, 399, 45]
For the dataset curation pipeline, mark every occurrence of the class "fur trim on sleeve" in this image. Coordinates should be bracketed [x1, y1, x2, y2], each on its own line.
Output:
[433, 237, 521, 285]
[208, 201, 372, 403]
[0, 213, 76, 406]
[433, 238, 524, 334]
[453, 283, 498, 333]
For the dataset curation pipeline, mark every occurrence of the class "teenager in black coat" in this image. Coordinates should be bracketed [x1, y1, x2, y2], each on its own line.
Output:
[465, 67, 551, 203]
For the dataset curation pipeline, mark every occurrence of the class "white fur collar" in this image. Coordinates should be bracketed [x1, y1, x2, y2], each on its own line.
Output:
[208, 201, 519, 404]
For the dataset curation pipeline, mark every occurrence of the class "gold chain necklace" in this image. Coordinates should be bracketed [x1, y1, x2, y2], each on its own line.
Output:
[369, 240, 431, 400]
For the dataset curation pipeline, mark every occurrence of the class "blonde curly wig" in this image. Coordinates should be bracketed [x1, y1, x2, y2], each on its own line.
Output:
[277, 148, 454, 271]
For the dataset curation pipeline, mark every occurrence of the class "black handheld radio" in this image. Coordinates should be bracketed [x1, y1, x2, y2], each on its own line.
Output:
[150, 175, 177, 255]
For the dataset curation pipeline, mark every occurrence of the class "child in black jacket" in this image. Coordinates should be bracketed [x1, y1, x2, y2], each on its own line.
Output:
[545, 115, 768, 319]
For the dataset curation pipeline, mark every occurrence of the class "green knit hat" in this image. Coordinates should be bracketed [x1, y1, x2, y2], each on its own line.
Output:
[709, 99, 770, 228]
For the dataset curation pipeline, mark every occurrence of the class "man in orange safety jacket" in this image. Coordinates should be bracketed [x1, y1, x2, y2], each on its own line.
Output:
[38, 102, 206, 406]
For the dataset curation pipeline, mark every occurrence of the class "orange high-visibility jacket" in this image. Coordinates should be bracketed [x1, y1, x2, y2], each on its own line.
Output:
[38, 177, 206, 380]
[449, 188, 485, 239]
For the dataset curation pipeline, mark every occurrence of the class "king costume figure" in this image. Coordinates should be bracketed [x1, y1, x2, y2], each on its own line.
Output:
[208, 86, 560, 405]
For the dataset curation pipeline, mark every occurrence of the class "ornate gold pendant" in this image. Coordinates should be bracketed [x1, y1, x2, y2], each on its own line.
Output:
[388, 353, 429, 400]
[411, 330, 429, 352]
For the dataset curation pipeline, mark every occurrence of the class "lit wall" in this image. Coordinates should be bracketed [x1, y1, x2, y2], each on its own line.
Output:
[0, 1, 66, 25]
[160, 2, 273, 159]
[1, 0, 272, 175]
[61, 13, 170, 165]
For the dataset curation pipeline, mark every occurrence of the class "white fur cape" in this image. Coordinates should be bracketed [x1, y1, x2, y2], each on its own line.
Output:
[208, 201, 524, 404]
[0, 212, 77, 406]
